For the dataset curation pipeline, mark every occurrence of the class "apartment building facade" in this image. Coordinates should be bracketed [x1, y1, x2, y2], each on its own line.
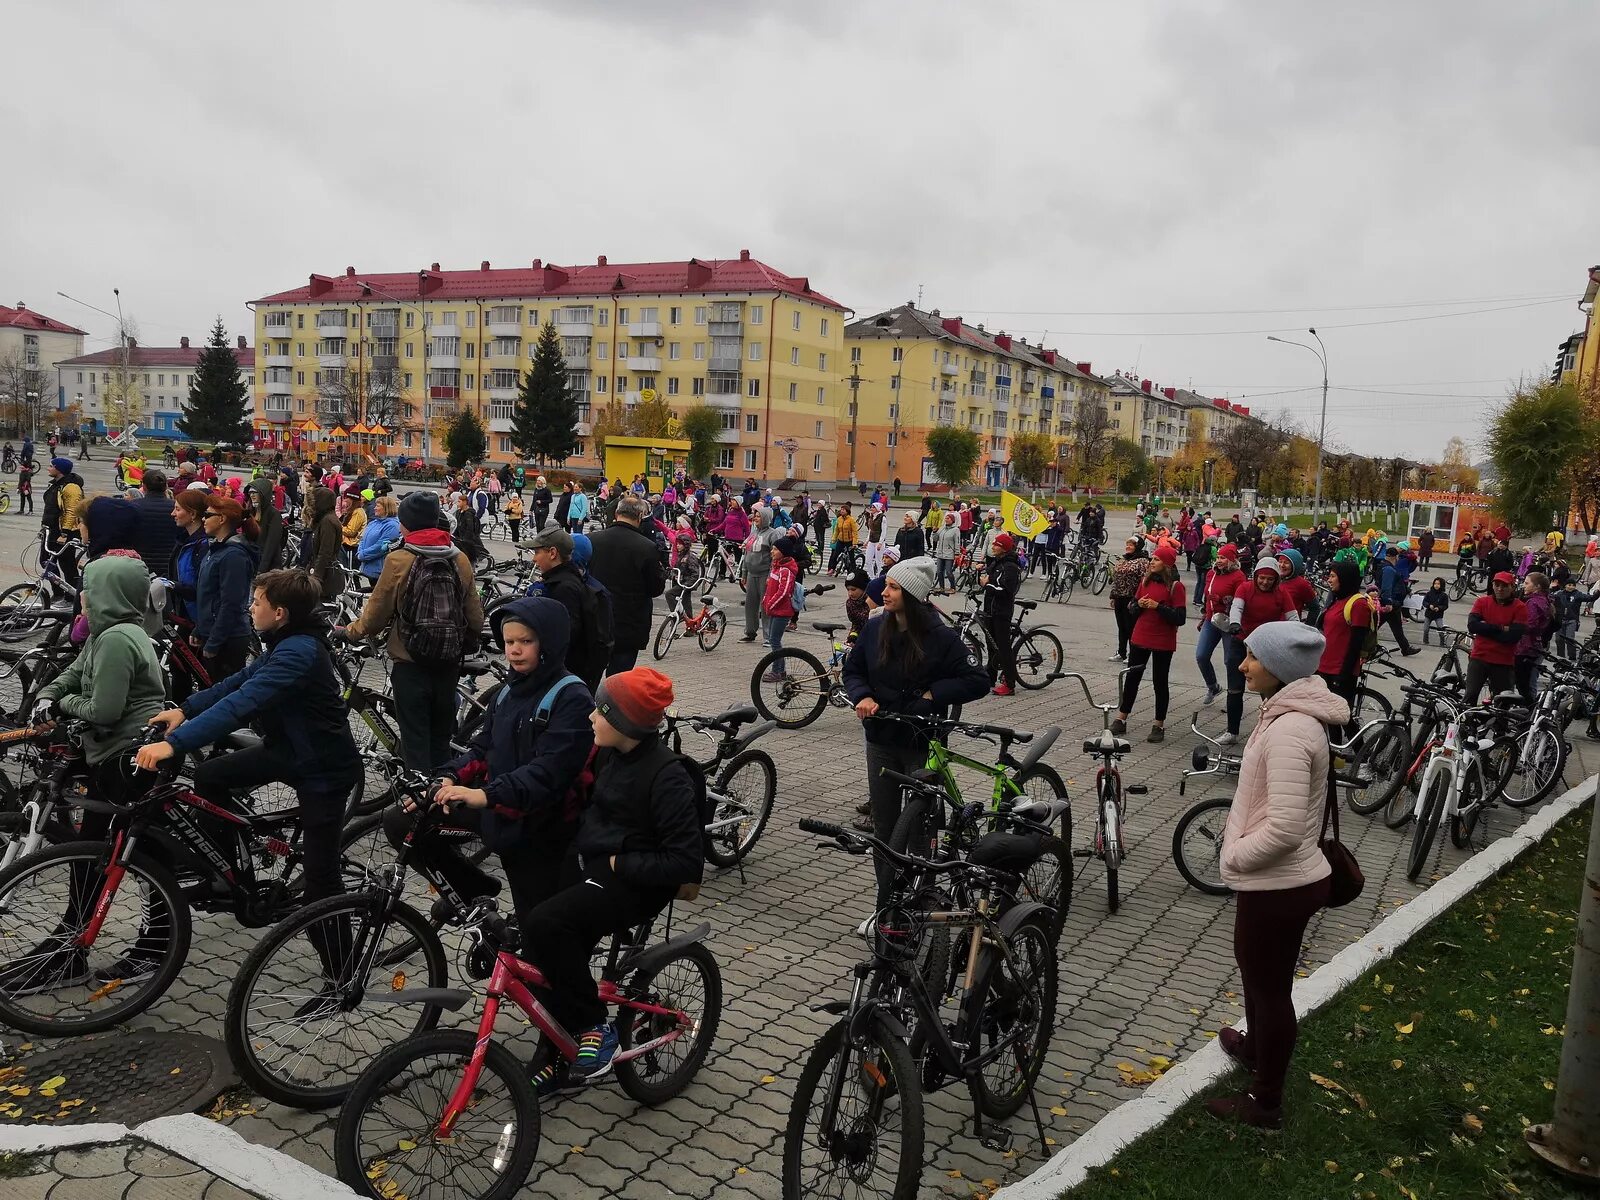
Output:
[58, 335, 255, 436]
[0, 303, 86, 425]
[249, 252, 846, 480]
[845, 304, 1112, 488]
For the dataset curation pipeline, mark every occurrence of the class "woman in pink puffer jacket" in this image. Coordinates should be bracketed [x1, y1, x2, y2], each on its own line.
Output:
[1208, 620, 1349, 1129]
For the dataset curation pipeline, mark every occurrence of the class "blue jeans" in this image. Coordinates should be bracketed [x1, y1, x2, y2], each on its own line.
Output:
[1195, 619, 1224, 693]
[1223, 632, 1247, 735]
[765, 614, 788, 670]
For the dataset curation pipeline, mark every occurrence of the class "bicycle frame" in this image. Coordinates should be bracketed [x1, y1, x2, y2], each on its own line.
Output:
[1411, 716, 1490, 824]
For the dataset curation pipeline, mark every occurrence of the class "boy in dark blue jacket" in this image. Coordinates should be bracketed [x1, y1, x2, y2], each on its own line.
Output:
[138, 569, 361, 907]
[386, 595, 595, 929]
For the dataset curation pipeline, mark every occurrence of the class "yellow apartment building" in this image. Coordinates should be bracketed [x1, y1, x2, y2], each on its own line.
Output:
[845, 304, 1112, 489]
[248, 251, 847, 481]
[1571, 264, 1599, 389]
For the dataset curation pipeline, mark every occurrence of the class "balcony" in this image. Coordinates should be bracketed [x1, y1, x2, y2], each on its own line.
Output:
[940, 382, 957, 398]
[487, 317, 523, 340]
[424, 401, 457, 422]
[1021, 370, 1038, 392]
[370, 340, 398, 368]
[486, 340, 520, 361]
[316, 313, 348, 340]
[264, 374, 292, 396]
[994, 373, 1012, 389]
[429, 348, 460, 369]
[707, 319, 742, 337]
[318, 350, 345, 369]
[993, 391, 1010, 411]
[563, 354, 590, 372]
[263, 319, 292, 341]
[263, 408, 291, 424]
[488, 402, 515, 432]
[555, 317, 594, 337]
[265, 352, 291, 369]
[937, 403, 956, 424]
[429, 322, 460, 341]
[1017, 398, 1034, 415]
[487, 385, 518, 404]
[705, 388, 741, 406]
[940, 361, 959, 376]
[627, 321, 663, 338]
[709, 354, 742, 373]
[1040, 384, 1056, 399]
[714, 424, 740, 444]
[627, 355, 662, 372]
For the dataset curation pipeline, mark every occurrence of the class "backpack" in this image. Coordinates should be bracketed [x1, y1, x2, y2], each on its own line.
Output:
[1343, 594, 1381, 661]
[582, 571, 615, 665]
[479, 673, 596, 851]
[400, 551, 469, 668]
[632, 742, 712, 900]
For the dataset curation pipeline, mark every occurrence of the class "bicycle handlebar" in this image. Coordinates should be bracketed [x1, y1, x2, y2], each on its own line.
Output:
[798, 816, 994, 880]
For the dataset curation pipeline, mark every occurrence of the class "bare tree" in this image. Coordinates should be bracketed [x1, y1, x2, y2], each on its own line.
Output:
[1066, 400, 1113, 487]
[0, 353, 55, 439]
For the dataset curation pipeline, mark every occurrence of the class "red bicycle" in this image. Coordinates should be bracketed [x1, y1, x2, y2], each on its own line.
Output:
[652, 574, 727, 659]
[334, 907, 722, 1200]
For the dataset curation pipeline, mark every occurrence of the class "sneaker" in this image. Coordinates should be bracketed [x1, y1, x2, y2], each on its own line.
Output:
[1217, 731, 1238, 747]
[571, 1023, 619, 1081]
[992, 684, 1013, 697]
[855, 800, 872, 816]
[90, 951, 163, 986]
[1146, 725, 1165, 744]
[1110, 718, 1127, 735]
[1203, 686, 1221, 706]
[530, 1059, 571, 1097]
[1108, 652, 1125, 662]
[0, 947, 89, 997]
[761, 670, 787, 684]
[1401, 647, 1422, 657]
[851, 815, 874, 833]
[855, 916, 874, 939]
[739, 634, 758, 643]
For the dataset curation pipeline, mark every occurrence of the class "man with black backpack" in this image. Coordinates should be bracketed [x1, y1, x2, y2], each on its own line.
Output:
[340, 490, 486, 770]
[586, 495, 665, 676]
[527, 527, 607, 691]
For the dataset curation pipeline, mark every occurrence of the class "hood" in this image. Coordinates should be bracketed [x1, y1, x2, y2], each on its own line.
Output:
[753, 507, 773, 530]
[210, 529, 260, 567]
[571, 532, 593, 569]
[491, 594, 570, 688]
[308, 486, 336, 520]
[1263, 675, 1350, 727]
[247, 477, 279, 513]
[1277, 548, 1304, 578]
[85, 495, 141, 558]
[83, 555, 151, 634]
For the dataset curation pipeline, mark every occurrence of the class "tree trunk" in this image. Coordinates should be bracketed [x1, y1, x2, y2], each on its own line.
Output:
[1526, 780, 1600, 1182]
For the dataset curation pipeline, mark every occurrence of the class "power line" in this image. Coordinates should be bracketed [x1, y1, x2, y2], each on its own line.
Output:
[945, 291, 1569, 318]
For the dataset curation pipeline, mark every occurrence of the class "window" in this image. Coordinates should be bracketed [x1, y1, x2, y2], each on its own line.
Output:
[298, 314, 305, 328]
[465, 343, 475, 359]
[743, 449, 758, 470]
[817, 386, 825, 403]
[845, 431, 854, 445]
[716, 447, 734, 470]
[1114, 401, 1122, 412]
[820, 318, 829, 337]
[890, 376, 900, 391]
[403, 373, 413, 387]
[297, 371, 305, 385]
[616, 376, 627, 391]
[792, 311, 802, 330]
[668, 342, 681, 360]
[892, 346, 904, 362]
[637, 375, 657, 391]
[143, 374, 150, 386]
[888, 431, 898, 447]
[465, 374, 474, 390]
[667, 377, 679, 395]
[695, 306, 707, 325]
[404, 343, 414, 358]
[669, 306, 681, 324]
[596, 376, 607, 393]
[788, 382, 798, 401]
[618, 308, 629, 325]
[618, 344, 629, 360]
[466, 311, 476, 327]
[748, 342, 762, 362]
[76, 371, 83, 383]
[747, 378, 760, 397]
[186, 374, 193, 387]
[498, 436, 511, 454]
[786, 346, 798, 366]
[692, 377, 705, 395]
[597, 343, 608, 360]
[596, 309, 608, 326]
[693, 342, 705, 360]
[850, 346, 861, 363]
[528, 310, 539, 325]
[404, 312, 413, 329]
[749, 305, 764, 325]
[719, 411, 739, 432]
[818, 353, 827, 372]
[813, 453, 822, 472]
[157, 374, 165, 386]
[745, 413, 759, 433]
[814, 420, 823, 437]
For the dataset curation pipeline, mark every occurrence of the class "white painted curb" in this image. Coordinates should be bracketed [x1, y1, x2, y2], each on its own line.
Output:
[0, 1122, 129, 1154]
[995, 773, 1599, 1200]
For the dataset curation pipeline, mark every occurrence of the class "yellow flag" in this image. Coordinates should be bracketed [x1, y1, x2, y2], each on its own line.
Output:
[999, 490, 1047, 539]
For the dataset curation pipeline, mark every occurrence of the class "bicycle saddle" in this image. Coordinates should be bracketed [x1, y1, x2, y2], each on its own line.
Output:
[811, 621, 845, 636]
[703, 704, 758, 729]
[1490, 690, 1529, 708]
[218, 729, 264, 753]
[1083, 730, 1131, 755]
[1015, 599, 1038, 612]
[459, 657, 499, 678]
[1008, 797, 1070, 826]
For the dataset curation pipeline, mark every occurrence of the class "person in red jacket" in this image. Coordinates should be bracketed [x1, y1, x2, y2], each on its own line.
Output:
[757, 534, 802, 682]
[1111, 544, 1187, 743]
[1195, 543, 1242, 706]
[1464, 571, 1527, 702]
[1221, 560, 1299, 743]
[1275, 548, 1317, 622]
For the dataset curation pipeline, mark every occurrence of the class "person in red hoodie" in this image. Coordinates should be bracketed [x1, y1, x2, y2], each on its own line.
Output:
[1274, 548, 1318, 622]
[1195, 542, 1242, 707]
[1111, 544, 1187, 743]
[1464, 570, 1527, 702]
[757, 534, 802, 682]
[1220, 559, 1298, 744]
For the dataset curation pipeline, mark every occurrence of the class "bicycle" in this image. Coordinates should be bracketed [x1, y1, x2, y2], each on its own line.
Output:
[939, 592, 1064, 690]
[748, 586, 847, 729]
[1406, 694, 1508, 879]
[0, 535, 81, 641]
[783, 817, 1057, 1200]
[663, 705, 778, 869]
[333, 900, 720, 1200]
[1057, 671, 1149, 912]
[653, 575, 727, 659]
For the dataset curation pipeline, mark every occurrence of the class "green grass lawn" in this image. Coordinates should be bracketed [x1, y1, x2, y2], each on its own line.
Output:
[1064, 804, 1593, 1200]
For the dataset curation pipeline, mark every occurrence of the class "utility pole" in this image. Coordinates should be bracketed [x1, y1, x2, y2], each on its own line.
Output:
[1525, 776, 1600, 1184]
[1268, 329, 1328, 522]
[847, 362, 861, 486]
[889, 355, 903, 478]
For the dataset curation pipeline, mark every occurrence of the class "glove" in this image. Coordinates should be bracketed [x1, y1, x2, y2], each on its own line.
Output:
[32, 697, 57, 723]
[1227, 623, 1241, 636]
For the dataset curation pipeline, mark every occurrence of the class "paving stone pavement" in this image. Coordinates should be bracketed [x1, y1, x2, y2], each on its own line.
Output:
[4, 1140, 267, 1199]
[2, 467, 1594, 1199]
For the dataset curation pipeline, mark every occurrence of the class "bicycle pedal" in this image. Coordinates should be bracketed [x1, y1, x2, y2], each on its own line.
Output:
[980, 1127, 1014, 1153]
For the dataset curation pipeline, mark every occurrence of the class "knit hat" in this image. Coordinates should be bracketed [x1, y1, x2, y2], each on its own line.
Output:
[398, 490, 441, 532]
[1153, 543, 1178, 566]
[844, 569, 869, 590]
[992, 532, 1015, 555]
[1246, 620, 1326, 685]
[1252, 559, 1283, 578]
[49, 457, 73, 476]
[1217, 542, 1239, 561]
[1276, 548, 1304, 578]
[774, 534, 804, 559]
[595, 668, 674, 739]
[886, 555, 937, 602]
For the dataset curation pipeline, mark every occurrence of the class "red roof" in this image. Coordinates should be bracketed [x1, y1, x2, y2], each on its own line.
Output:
[60, 343, 255, 370]
[252, 253, 847, 311]
[0, 304, 86, 336]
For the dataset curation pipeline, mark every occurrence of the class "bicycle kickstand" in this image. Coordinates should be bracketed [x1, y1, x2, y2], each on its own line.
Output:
[1024, 1072, 1049, 1155]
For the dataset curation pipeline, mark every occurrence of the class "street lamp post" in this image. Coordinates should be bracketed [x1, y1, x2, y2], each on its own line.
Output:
[1267, 328, 1328, 521]
[57, 289, 133, 440]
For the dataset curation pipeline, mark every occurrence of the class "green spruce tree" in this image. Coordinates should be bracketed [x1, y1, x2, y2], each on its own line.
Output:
[179, 317, 252, 444]
[444, 406, 488, 470]
[513, 322, 579, 465]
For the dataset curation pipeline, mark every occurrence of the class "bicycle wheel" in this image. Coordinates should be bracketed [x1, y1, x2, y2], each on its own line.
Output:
[0, 840, 191, 1036]
[1407, 771, 1448, 881]
[1102, 791, 1121, 913]
[652, 615, 679, 660]
[751, 648, 830, 730]
[1013, 629, 1063, 690]
[1172, 795, 1232, 896]
[1349, 686, 1393, 725]
[965, 910, 1058, 1119]
[1450, 573, 1471, 601]
[698, 609, 727, 652]
[1344, 720, 1410, 816]
[1497, 723, 1566, 808]
[0, 492, 10, 514]
[705, 749, 777, 868]
[0, 582, 46, 639]
[1014, 764, 1072, 931]
[1091, 561, 1111, 596]
[615, 940, 722, 1105]
[225, 893, 449, 1110]
[1384, 720, 1438, 828]
[334, 1029, 539, 1200]
[1449, 765, 1487, 850]
[782, 1017, 924, 1200]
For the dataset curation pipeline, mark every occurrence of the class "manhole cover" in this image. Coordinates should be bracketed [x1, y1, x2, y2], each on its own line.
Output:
[0, 1032, 237, 1126]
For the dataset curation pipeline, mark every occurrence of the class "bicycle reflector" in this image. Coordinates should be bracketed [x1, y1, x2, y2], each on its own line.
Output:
[872, 905, 925, 963]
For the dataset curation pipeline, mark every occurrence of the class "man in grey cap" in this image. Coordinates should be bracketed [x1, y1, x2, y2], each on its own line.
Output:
[528, 526, 605, 691]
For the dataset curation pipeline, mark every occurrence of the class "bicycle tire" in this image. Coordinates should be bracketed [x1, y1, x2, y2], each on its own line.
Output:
[1091, 561, 1111, 596]
[1344, 720, 1410, 816]
[614, 940, 722, 1105]
[1449, 764, 1486, 850]
[1384, 719, 1438, 829]
[1014, 764, 1072, 933]
[782, 1017, 923, 1200]
[1407, 770, 1448, 881]
[750, 648, 830, 729]
[0, 493, 10, 514]
[1102, 790, 1121, 913]
[1497, 722, 1565, 808]
[0, 582, 46, 640]
[887, 794, 937, 859]
[1058, 568, 1076, 603]
[705, 749, 776, 868]
[698, 609, 727, 652]
[652, 615, 679, 660]
[1349, 686, 1393, 725]
[1172, 795, 1232, 895]
[334, 1028, 539, 1200]
[1013, 629, 1063, 690]
[0, 840, 192, 1036]
[225, 893, 449, 1110]
[965, 910, 1058, 1119]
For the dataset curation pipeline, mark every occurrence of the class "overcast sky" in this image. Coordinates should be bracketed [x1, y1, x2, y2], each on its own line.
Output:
[6, 0, 1596, 461]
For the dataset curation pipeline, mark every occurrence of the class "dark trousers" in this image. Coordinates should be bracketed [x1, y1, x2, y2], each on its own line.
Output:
[1224, 632, 1248, 735]
[1119, 645, 1172, 722]
[864, 739, 929, 907]
[1381, 605, 1414, 653]
[986, 608, 1016, 688]
[382, 805, 563, 934]
[17, 492, 31, 514]
[193, 743, 352, 905]
[1112, 596, 1136, 657]
[1318, 671, 1357, 742]
[201, 637, 250, 685]
[507, 519, 520, 543]
[607, 646, 639, 677]
[1462, 658, 1514, 705]
[1513, 654, 1540, 701]
[1234, 877, 1330, 1107]
[391, 659, 461, 772]
[520, 852, 674, 1034]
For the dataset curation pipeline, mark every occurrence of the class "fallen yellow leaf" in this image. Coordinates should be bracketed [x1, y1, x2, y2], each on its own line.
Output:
[1462, 1113, 1484, 1134]
[1309, 1073, 1347, 1094]
[1462, 1081, 1476, 1093]
[1394, 1021, 1414, 1035]
[1050, 1106, 1067, 1116]
[1324, 1160, 1339, 1173]
[760, 1074, 777, 1084]
[396, 1139, 417, 1152]
[1391, 1059, 1405, 1070]
[38, 1075, 66, 1092]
